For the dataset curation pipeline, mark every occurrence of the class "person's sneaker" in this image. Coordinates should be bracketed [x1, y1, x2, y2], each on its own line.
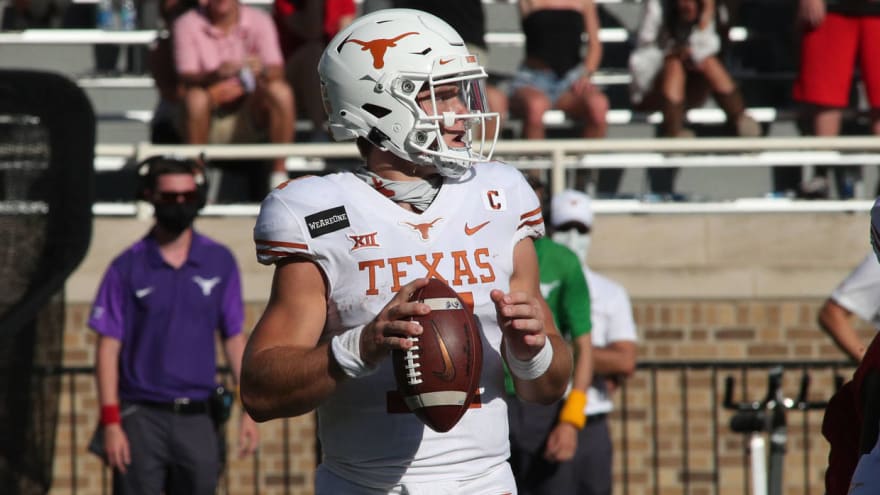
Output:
[798, 176, 830, 199]
[736, 114, 762, 137]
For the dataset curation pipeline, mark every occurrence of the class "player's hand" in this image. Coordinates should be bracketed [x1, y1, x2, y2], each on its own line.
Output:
[103, 423, 131, 473]
[797, 0, 825, 28]
[491, 289, 546, 361]
[237, 412, 260, 458]
[544, 422, 578, 462]
[359, 278, 430, 366]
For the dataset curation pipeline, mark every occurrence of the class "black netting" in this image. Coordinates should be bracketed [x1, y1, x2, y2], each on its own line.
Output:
[0, 71, 94, 494]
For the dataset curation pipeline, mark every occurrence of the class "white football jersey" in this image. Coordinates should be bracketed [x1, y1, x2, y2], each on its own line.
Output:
[254, 161, 543, 489]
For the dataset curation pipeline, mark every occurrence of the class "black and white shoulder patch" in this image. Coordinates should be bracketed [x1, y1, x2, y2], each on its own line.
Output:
[306, 206, 350, 238]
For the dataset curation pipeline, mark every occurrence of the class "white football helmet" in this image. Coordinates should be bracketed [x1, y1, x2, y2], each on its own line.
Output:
[318, 9, 499, 178]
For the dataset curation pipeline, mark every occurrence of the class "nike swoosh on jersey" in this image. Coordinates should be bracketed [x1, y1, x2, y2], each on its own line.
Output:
[439, 58, 455, 65]
[464, 220, 491, 236]
[539, 280, 561, 298]
[135, 287, 153, 299]
[431, 322, 456, 382]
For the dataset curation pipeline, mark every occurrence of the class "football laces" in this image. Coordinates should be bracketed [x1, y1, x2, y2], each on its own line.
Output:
[404, 336, 423, 385]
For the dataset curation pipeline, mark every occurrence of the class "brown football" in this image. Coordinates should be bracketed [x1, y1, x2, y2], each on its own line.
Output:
[391, 278, 483, 433]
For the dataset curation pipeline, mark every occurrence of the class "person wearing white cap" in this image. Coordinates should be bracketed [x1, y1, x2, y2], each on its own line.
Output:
[550, 189, 638, 495]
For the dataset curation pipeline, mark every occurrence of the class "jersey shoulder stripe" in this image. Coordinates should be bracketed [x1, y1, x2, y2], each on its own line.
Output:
[254, 173, 352, 265]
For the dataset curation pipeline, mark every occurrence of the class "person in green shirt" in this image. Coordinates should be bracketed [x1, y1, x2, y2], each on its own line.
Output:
[506, 177, 593, 494]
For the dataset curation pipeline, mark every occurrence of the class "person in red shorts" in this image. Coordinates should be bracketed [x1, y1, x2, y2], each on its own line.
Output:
[782, 0, 880, 199]
[273, 0, 356, 142]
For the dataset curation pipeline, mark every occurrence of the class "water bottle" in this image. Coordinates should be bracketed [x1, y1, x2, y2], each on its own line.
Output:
[96, 0, 117, 30]
[120, 0, 137, 31]
[239, 67, 256, 93]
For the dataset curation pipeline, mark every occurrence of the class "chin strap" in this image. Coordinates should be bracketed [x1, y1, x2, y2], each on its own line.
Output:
[355, 168, 442, 212]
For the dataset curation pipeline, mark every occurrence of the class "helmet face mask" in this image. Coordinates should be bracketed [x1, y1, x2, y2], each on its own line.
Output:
[318, 9, 499, 178]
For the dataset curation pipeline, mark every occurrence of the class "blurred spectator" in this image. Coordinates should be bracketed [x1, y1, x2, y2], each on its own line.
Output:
[506, 177, 593, 495]
[148, 0, 197, 144]
[56, 0, 155, 74]
[1, 0, 60, 29]
[509, 0, 611, 195]
[775, 0, 880, 199]
[87, 156, 258, 494]
[394, 0, 509, 141]
[173, 0, 295, 192]
[273, 0, 355, 142]
[629, 0, 760, 196]
[97, 0, 159, 75]
[550, 189, 638, 495]
[818, 252, 880, 363]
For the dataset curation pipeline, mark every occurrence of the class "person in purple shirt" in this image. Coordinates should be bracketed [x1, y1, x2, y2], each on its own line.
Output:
[88, 156, 258, 495]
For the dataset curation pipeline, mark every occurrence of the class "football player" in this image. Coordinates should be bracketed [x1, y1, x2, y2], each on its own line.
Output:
[240, 8, 572, 494]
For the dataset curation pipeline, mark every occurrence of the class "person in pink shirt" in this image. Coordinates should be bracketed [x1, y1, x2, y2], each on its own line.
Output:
[174, 0, 295, 189]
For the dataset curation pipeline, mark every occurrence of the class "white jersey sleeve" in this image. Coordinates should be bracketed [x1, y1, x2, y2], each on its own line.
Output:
[830, 253, 880, 329]
[254, 176, 322, 264]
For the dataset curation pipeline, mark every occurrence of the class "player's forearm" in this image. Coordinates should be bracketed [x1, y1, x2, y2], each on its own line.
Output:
[511, 334, 573, 404]
[240, 343, 346, 421]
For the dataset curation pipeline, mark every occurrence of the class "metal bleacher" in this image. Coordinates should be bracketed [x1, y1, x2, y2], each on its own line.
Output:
[0, 0, 803, 138]
[4, 0, 873, 202]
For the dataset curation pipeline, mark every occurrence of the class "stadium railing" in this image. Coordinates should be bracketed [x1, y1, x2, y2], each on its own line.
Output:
[90, 136, 880, 216]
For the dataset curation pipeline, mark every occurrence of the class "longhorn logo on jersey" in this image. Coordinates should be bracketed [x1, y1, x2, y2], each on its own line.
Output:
[342, 32, 419, 69]
[402, 217, 443, 241]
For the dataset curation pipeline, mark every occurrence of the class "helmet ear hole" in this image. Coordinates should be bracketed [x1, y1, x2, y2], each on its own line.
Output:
[362, 104, 392, 119]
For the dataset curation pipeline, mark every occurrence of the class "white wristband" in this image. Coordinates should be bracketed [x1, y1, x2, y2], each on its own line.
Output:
[504, 337, 554, 380]
[331, 326, 378, 379]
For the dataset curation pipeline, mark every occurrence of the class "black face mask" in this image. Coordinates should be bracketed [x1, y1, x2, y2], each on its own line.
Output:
[154, 202, 200, 234]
